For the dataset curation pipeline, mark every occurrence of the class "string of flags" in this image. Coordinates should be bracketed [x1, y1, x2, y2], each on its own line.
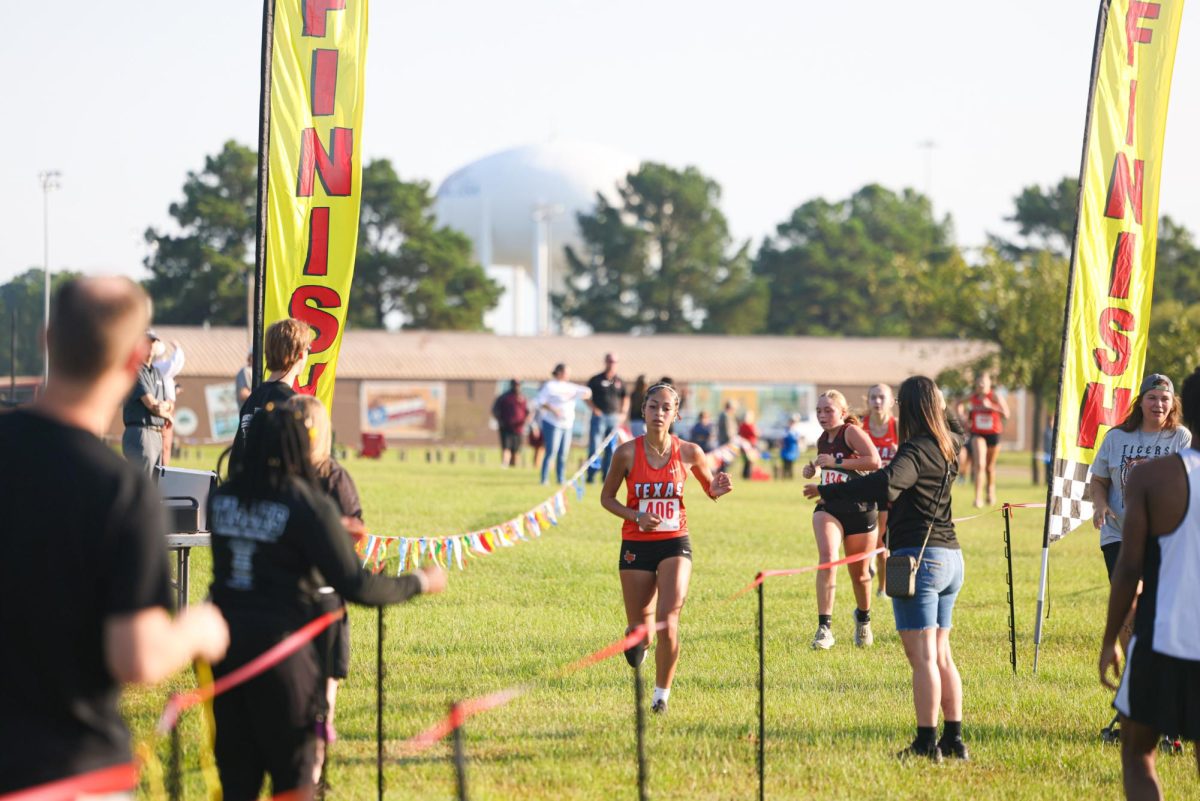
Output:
[356, 428, 624, 574]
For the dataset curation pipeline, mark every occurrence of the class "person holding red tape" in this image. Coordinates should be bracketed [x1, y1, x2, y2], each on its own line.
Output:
[864, 383, 899, 596]
[802, 390, 882, 650]
[601, 382, 732, 714]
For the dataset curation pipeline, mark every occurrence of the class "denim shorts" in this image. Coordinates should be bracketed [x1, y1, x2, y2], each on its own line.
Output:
[890, 547, 964, 631]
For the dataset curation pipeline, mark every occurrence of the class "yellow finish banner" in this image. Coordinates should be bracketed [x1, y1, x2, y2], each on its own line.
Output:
[263, 0, 368, 409]
[1047, 0, 1183, 541]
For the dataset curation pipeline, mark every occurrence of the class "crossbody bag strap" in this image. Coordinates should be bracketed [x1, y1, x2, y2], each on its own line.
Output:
[913, 464, 951, 569]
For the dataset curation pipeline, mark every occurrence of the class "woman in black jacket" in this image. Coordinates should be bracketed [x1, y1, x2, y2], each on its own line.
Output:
[805, 376, 967, 762]
[208, 405, 447, 798]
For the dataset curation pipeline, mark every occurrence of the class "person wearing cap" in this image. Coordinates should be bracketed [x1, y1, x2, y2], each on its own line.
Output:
[1090, 372, 1192, 736]
[121, 330, 173, 475]
[152, 338, 186, 466]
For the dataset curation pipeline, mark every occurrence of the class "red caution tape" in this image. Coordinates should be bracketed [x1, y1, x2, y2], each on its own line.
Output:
[951, 501, 1047, 524]
[0, 762, 138, 801]
[157, 608, 345, 733]
[401, 621, 667, 753]
[727, 547, 886, 601]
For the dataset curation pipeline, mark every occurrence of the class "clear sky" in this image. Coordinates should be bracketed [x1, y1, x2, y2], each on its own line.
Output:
[5, 1, 1198, 284]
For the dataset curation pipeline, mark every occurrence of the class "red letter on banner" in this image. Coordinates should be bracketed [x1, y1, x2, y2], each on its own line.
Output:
[311, 49, 338, 116]
[1126, 3, 1161, 65]
[297, 128, 354, 197]
[1077, 383, 1133, 449]
[1126, 80, 1138, 146]
[293, 363, 328, 396]
[289, 285, 342, 353]
[1103, 153, 1144, 225]
[303, 0, 346, 37]
[1109, 232, 1136, 299]
[303, 208, 331, 276]
[1093, 307, 1136, 376]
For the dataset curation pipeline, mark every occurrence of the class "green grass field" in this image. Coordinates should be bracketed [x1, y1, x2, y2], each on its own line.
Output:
[123, 447, 1197, 799]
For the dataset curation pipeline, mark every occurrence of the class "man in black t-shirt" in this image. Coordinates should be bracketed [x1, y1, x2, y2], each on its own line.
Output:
[0, 277, 228, 796]
[121, 330, 173, 475]
[228, 318, 315, 476]
[586, 352, 628, 482]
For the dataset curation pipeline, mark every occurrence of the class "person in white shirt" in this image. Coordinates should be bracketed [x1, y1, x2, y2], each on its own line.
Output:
[536, 363, 592, 485]
[152, 339, 185, 466]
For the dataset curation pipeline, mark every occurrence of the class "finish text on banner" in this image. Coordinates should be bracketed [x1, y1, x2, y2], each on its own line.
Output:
[1047, 0, 1183, 542]
[264, 0, 369, 409]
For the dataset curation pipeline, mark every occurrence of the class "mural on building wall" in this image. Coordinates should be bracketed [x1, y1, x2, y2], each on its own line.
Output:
[204, 382, 241, 441]
[361, 381, 446, 439]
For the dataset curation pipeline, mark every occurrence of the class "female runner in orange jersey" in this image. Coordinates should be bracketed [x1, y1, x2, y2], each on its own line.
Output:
[600, 383, 732, 713]
[864, 383, 899, 596]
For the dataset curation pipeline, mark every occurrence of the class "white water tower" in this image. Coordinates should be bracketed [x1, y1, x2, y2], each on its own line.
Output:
[434, 140, 639, 335]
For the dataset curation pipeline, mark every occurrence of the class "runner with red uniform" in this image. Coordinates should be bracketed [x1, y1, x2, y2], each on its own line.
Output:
[956, 374, 1009, 508]
[864, 383, 899, 596]
[601, 383, 732, 714]
[802, 390, 882, 650]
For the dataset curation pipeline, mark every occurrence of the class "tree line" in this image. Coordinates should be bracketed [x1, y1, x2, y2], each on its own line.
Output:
[4, 142, 1200, 403]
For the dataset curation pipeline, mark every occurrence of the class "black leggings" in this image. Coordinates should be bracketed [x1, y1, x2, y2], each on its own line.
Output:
[213, 640, 323, 800]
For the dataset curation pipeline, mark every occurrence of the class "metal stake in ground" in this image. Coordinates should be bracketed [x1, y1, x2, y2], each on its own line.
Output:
[168, 724, 182, 801]
[634, 659, 648, 801]
[1003, 507, 1017, 675]
[377, 606, 385, 801]
[451, 703, 470, 801]
[757, 577, 765, 801]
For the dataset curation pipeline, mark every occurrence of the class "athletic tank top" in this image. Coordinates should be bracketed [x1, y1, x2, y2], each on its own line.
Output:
[817, 425, 875, 514]
[1135, 449, 1200, 660]
[864, 416, 899, 466]
[622, 436, 689, 542]
[967, 393, 1003, 435]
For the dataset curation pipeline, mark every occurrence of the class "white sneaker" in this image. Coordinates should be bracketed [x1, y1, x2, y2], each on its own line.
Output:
[853, 615, 874, 647]
[811, 624, 834, 650]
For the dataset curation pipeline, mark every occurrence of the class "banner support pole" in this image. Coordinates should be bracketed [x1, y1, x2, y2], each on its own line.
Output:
[376, 605, 385, 801]
[250, 0, 276, 390]
[451, 703, 470, 801]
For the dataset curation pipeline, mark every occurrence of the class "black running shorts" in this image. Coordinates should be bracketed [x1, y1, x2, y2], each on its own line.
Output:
[619, 536, 693, 572]
[815, 504, 878, 537]
[1114, 634, 1200, 741]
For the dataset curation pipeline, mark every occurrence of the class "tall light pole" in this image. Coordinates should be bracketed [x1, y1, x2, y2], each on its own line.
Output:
[39, 170, 61, 385]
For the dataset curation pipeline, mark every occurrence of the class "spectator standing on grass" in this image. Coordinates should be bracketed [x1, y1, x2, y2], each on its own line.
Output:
[587, 353, 628, 482]
[535, 363, 592, 485]
[1090, 373, 1191, 741]
[492, 379, 529, 467]
[209, 405, 446, 798]
[689, 410, 715, 451]
[235, 348, 253, 404]
[628, 374, 648, 437]
[287, 395, 365, 784]
[738, 410, 759, 481]
[1100, 367, 1200, 799]
[0, 277, 229, 796]
[780, 414, 802, 479]
[718, 400, 737, 447]
[805, 376, 967, 761]
[229, 318, 313, 475]
[121, 329, 172, 476]
[152, 338, 185, 466]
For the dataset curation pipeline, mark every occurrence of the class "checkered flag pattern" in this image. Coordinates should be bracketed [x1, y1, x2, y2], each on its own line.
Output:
[1047, 458, 1093, 542]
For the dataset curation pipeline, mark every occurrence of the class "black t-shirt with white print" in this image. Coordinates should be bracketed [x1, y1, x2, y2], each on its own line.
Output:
[207, 477, 422, 671]
[0, 410, 171, 792]
[228, 380, 295, 473]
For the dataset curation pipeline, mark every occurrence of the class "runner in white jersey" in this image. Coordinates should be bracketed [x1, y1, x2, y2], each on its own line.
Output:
[1100, 367, 1200, 794]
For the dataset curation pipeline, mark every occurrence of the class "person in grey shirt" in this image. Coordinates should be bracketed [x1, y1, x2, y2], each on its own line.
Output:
[1091, 373, 1193, 578]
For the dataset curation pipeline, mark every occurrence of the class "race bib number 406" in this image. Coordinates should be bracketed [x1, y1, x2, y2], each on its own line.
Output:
[639, 498, 681, 531]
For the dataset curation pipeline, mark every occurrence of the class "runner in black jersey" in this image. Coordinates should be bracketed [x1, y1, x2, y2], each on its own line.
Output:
[801, 390, 881, 650]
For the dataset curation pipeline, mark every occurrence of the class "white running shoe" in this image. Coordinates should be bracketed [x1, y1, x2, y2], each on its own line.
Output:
[811, 624, 834, 650]
[853, 615, 874, 647]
